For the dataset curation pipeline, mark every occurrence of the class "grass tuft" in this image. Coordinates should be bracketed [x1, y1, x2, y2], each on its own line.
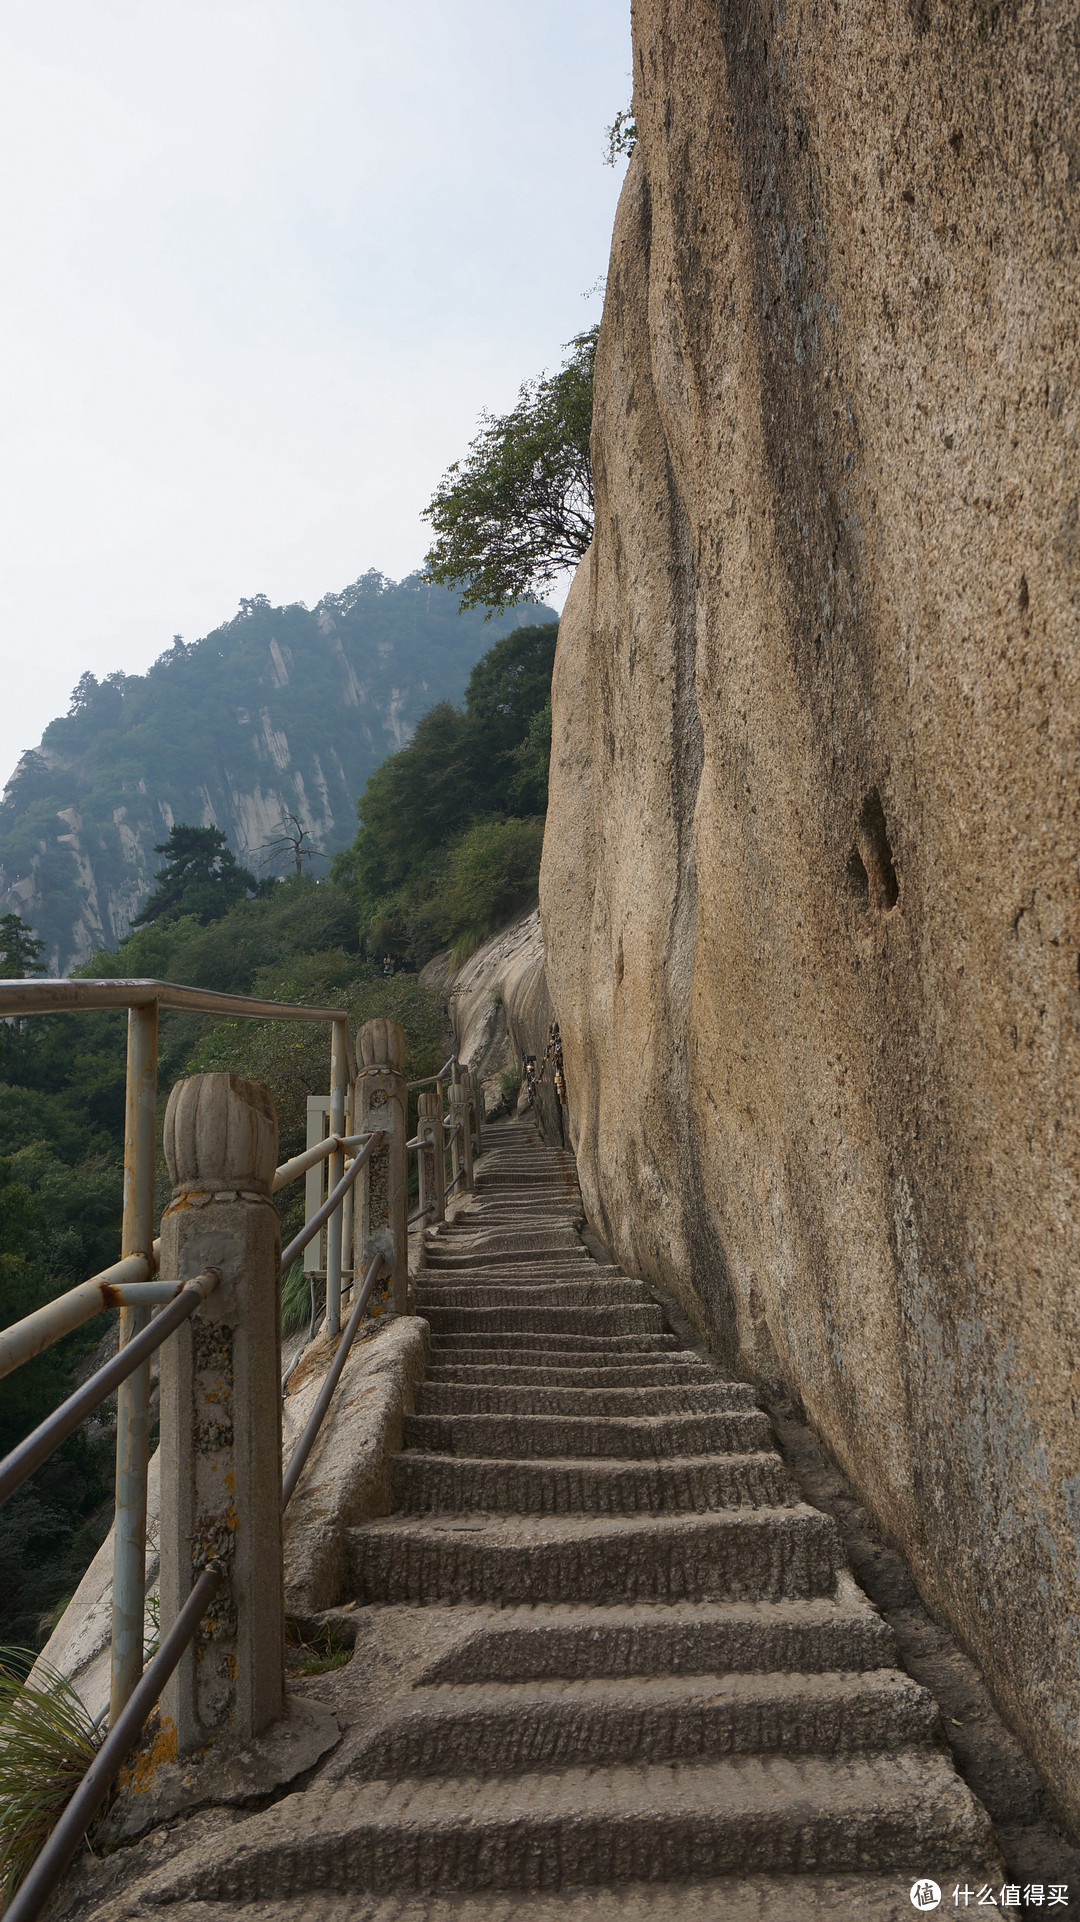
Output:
[0, 1646, 101, 1906]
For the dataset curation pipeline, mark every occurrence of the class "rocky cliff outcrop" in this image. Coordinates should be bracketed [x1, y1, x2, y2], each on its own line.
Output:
[0, 574, 548, 970]
[541, 0, 1080, 1823]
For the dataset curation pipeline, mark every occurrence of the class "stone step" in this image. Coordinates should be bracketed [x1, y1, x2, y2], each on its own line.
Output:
[403, 1409, 773, 1460]
[390, 1449, 797, 1515]
[421, 1304, 667, 1337]
[427, 1229, 585, 1252]
[427, 1332, 684, 1356]
[414, 1380, 758, 1417]
[347, 1506, 843, 1606]
[351, 1669, 940, 1780]
[139, 1751, 997, 1898]
[419, 1589, 899, 1683]
[108, 1878, 998, 1922]
[423, 1247, 592, 1270]
[416, 1281, 652, 1312]
[423, 1360, 716, 1386]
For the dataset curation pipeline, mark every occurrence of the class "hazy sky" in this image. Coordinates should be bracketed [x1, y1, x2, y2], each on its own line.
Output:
[0, 0, 631, 788]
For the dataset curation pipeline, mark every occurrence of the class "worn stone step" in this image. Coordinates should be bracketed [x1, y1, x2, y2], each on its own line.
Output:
[423, 1360, 716, 1387]
[427, 1332, 683, 1356]
[403, 1409, 773, 1461]
[422, 1304, 667, 1337]
[390, 1449, 797, 1515]
[423, 1248, 592, 1270]
[139, 1751, 997, 1898]
[347, 1506, 843, 1606]
[414, 1380, 758, 1417]
[103, 1878, 999, 1922]
[420, 1588, 899, 1683]
[351, 1669, 939, 1780]
[416, 1281, 653, 1313]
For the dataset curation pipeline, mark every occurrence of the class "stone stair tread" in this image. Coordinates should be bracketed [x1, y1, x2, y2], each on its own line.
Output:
[390, 1449, 797, 1515]
[414, 1382, 758, 1414]
[403, 1410, 774, 1459]
[423, 1361, 714, 1384]
[350, 1668, 940, 1777]
[417, 1589, 899, 1682]
[102, 1880, 995, 1922]
[427, 1334, 684, 1354]
[348, 1506, 843, 1605]
[132, 1752, 997, 1901]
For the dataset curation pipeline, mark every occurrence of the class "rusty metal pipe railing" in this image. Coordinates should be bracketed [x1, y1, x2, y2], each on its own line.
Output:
[282, 1251, 385, 1506]
[272, 1131, 370, 1193]
[0, 1273, 219, 1508]
[406, 1055, 456, 1090]
[0, 977, 350, 1022]
[0, 1253, 159, 1380]
[279, 1135, 377, 1271]
[3, 1558, 226, 1922]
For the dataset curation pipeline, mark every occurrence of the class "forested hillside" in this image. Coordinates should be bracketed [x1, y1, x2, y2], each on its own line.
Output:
[0, 572, 550, 970]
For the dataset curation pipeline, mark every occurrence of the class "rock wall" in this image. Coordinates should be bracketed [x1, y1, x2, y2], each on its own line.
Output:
[421, 909, 566, 1142]
[541, 0, 1080, 1821]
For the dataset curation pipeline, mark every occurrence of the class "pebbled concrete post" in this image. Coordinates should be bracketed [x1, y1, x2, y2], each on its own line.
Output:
[158, 1072, 284, 1754]
[416, 1089, 446, 1226]
[449, 1078, 474, 1196]
[464, 1067, 482, 1162]
[356, 1018, 408, 1314]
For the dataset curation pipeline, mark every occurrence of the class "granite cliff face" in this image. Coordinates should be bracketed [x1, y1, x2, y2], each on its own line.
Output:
[541, 0, 1080, 1819]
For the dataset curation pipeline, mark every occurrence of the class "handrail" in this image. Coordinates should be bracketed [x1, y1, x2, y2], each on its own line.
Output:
[0, 977, 349, 1022]
[0, 1128, 373, 1382]
[282, 1250, 385, 1504]
[406, 1054, 456, 1090]
[272, 1131, 370, 1193]
[280, 1134, 378, 1270]
[3, 1559, 226, 1922]
[0, 1273, 220, 1507]
[0, 1252, 158, 1381]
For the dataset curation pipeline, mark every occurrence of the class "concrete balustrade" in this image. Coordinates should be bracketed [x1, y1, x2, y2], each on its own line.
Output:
[417, 1089, 446, 1226]
[158, 1071, 285, 1753]
[448, 1079, 474, 1196]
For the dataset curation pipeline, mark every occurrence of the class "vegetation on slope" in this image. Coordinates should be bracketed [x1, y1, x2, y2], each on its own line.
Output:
[333, 620, 557, 966]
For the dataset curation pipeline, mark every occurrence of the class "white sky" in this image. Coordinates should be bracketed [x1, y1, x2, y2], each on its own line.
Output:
[0, 0, 630, 788]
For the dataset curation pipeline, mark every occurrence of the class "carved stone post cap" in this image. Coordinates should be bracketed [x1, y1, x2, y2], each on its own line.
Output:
[357, 1017, 406, 1075]
[449, 1080, 467, 1103]
[164, 1072, 279, 1196]
[417, 1090, 441, 1119]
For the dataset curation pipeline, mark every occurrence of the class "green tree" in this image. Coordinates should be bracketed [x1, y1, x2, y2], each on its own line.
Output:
[132, 824, 262, 928]
[423, 330, 596, 611]
[0, 915, 46, 979]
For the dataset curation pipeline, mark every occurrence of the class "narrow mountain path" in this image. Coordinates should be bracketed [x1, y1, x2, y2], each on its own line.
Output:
[117, 1118, 1000, 1921]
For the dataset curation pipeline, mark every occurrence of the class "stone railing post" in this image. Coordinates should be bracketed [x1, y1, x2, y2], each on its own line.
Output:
[356, 1018, 408, 1314]
[449, 1078, 474, 1195]
[416, 1089, 445, 1226]
[158, 1072, 284, 1755]
[466, 1067, 483, 1160]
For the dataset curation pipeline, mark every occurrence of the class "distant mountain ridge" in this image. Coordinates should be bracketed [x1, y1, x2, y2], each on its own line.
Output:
[0, 571, 550, 970]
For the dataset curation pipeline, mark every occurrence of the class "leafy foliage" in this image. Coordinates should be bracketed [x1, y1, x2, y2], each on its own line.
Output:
[0, 1647, 101, 1906]
[423, 334, 596, 611]
[338, 623, 557, 966]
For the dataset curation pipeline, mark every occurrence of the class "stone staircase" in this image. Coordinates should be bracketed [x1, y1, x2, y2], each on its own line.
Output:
[126, 1118, 1000, 1920]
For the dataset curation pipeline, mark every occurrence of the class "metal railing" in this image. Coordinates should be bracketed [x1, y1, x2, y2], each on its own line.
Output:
[0, 975, 480, 1921]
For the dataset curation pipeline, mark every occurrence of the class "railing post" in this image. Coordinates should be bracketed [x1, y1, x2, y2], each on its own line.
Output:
[449, 1078, 474, 1195]
[416, 1089, 445, 1226]
[325, 1017, 349, 1338]
[356, 1019, 408, 1315]
[110, 1000, 158, 1730]
[158, 1072, 284, 1754]
[465, 1067, 482, 1161]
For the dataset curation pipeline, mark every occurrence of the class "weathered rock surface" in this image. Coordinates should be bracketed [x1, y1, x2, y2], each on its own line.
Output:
[541, 0, 1080, 1826]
